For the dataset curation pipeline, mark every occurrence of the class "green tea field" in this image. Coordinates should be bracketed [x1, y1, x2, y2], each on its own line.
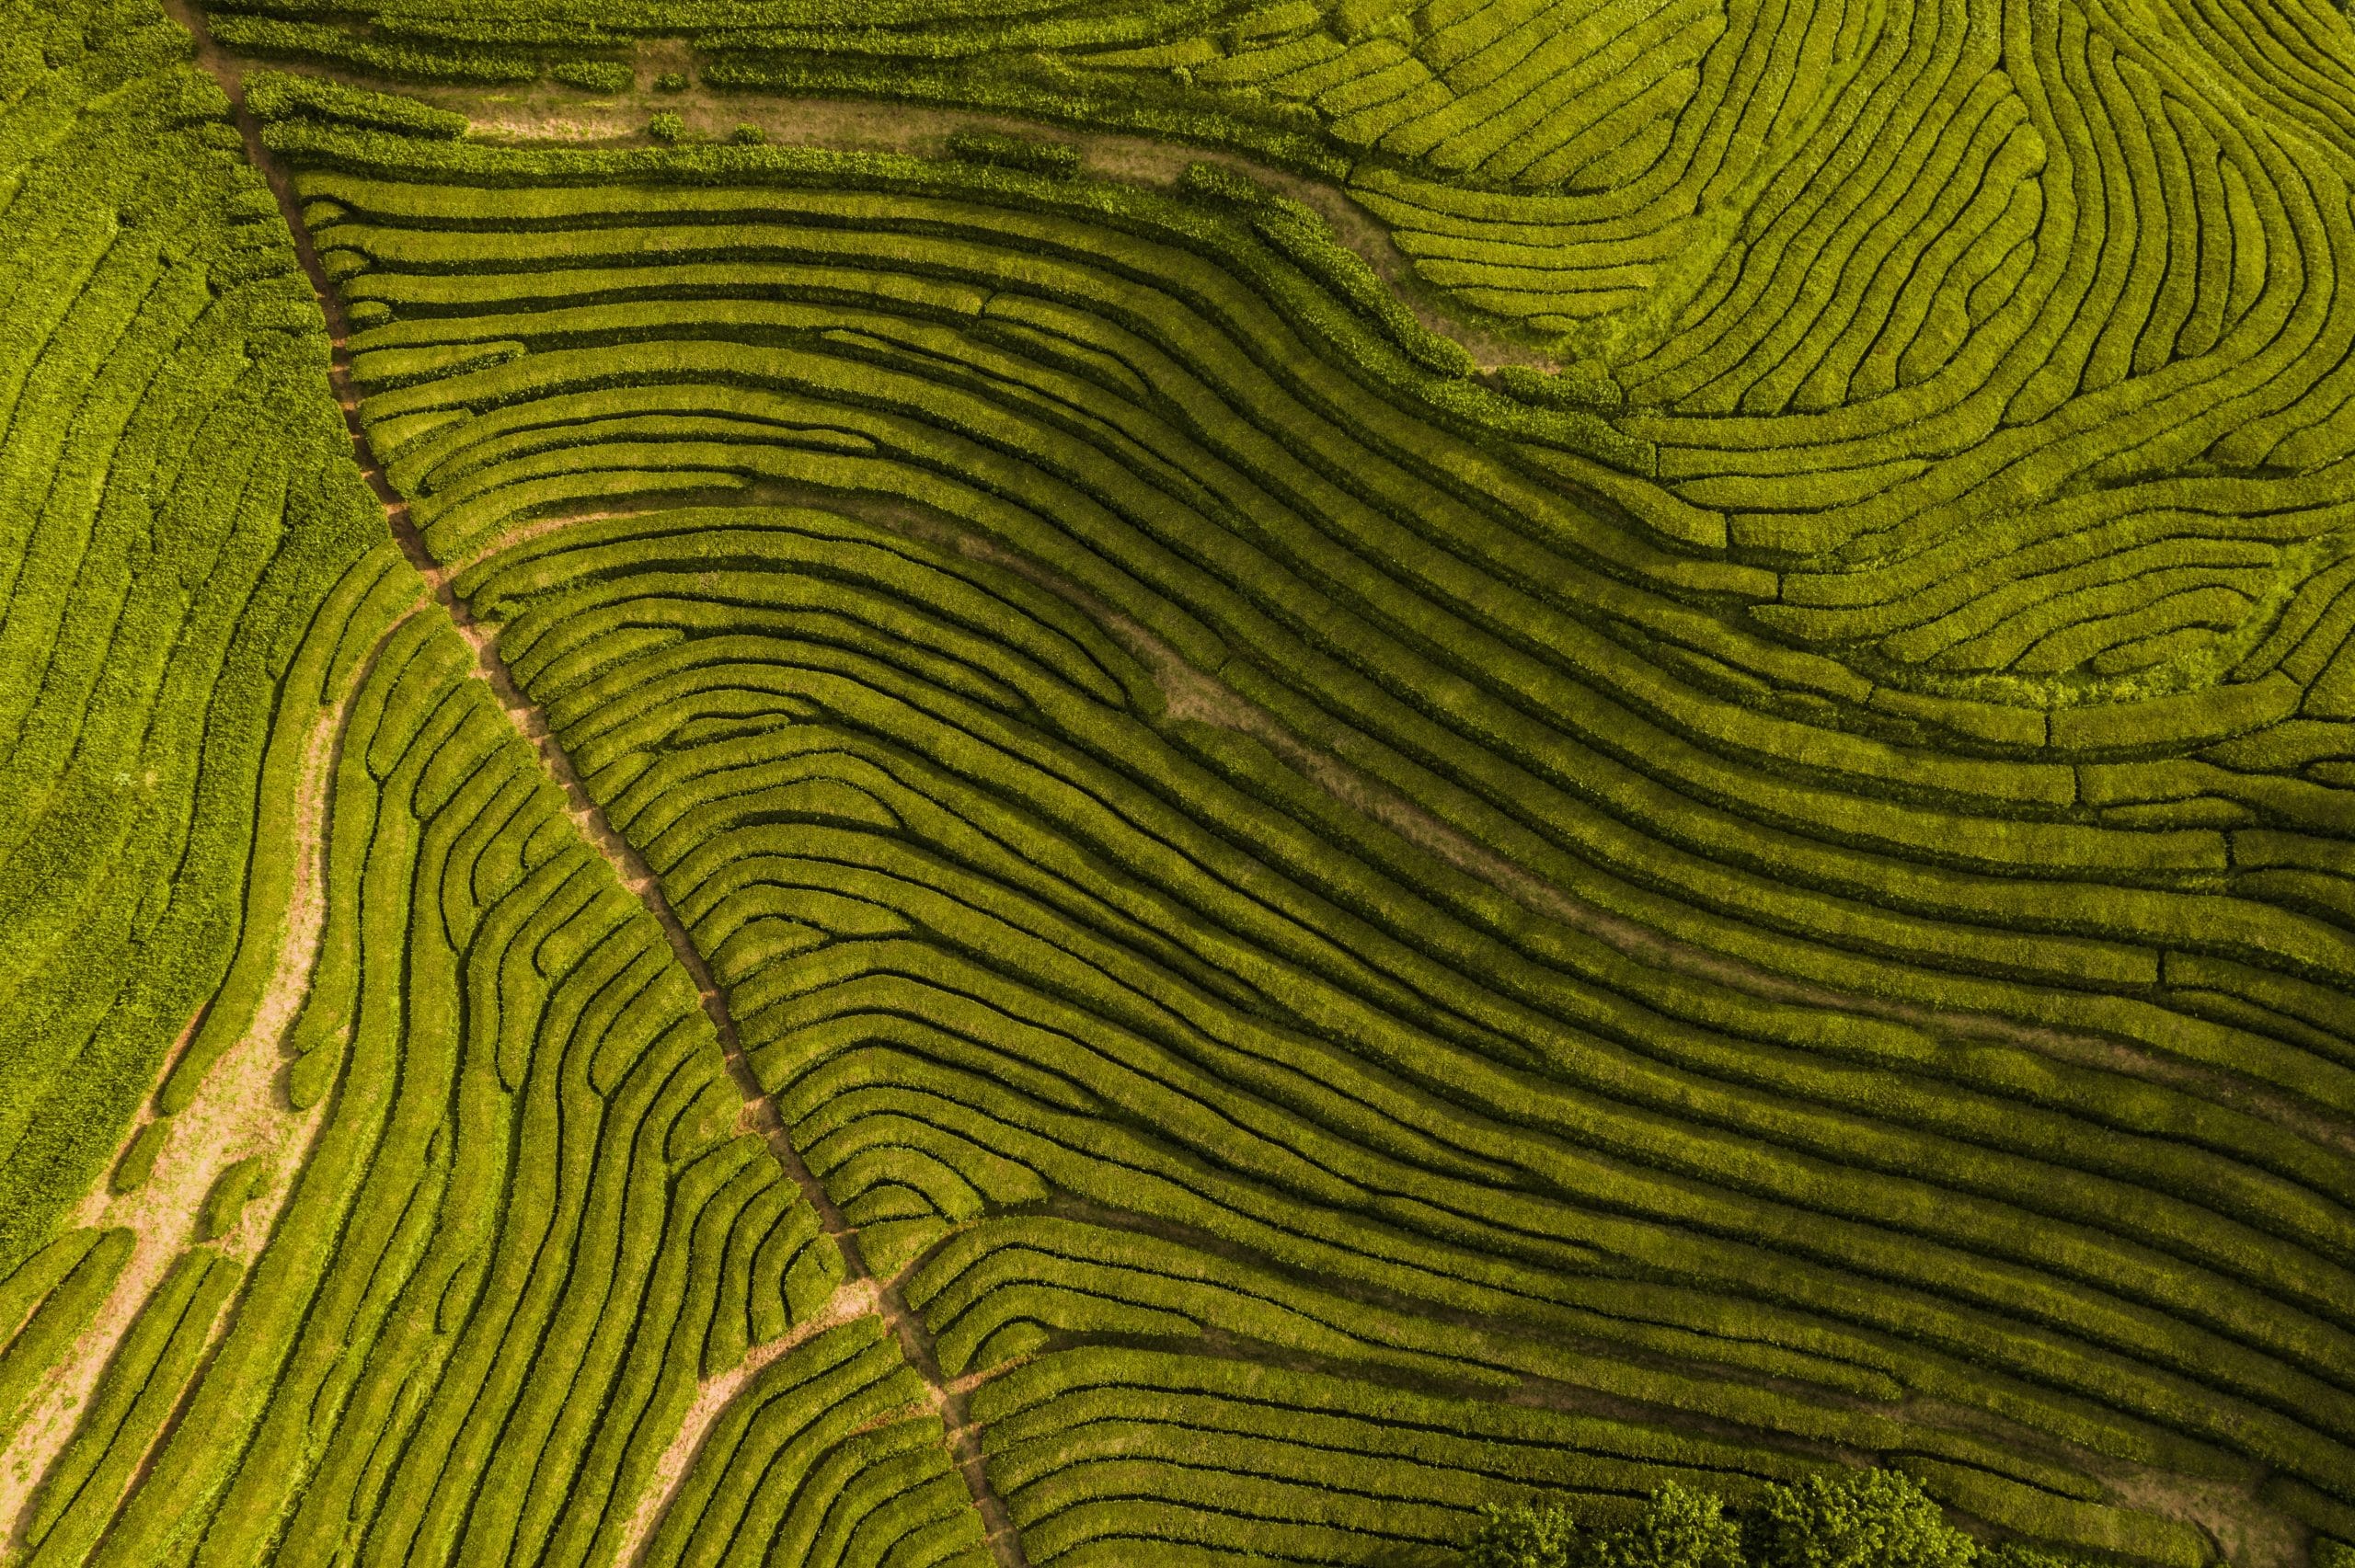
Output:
[2, 0, 2354, 1564]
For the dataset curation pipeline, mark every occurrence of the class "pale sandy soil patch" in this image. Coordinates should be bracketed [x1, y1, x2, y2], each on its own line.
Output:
[615, 1276, 883, 1567]
[0, 669, 359, 1538]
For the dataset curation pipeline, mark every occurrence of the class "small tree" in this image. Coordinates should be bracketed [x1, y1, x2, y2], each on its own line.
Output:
[1752, 1470, 1977, 1568]
[731, 122, 764, 145]
[648, 110, 684, 143]
[1586, 1484, 1746, 1568]
[1464, 1502, 1580, 1568]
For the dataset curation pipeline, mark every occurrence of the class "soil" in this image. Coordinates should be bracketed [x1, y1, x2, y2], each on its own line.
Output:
[613, 1277, 881, 1567]
[0, 664, 365, 1542]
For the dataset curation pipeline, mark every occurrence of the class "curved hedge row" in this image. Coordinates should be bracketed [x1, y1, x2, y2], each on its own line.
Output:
[0, 0, 389, 1279]
[442, 499, 2330, 1562]
[215, 0, 2355, 729]
[284, 141, 2355, 1066]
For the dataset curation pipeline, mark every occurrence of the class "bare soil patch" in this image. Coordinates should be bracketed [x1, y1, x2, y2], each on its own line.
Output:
[615, 1277, 882, 1567]
[0, 670, 359, 1539]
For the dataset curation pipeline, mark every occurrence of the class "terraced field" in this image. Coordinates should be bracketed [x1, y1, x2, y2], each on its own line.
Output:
[5, 0, 2355, 1564]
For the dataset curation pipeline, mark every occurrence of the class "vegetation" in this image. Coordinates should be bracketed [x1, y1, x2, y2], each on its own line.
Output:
[3, 0, 2354, 1564]
[1462, 1474, 2028, 1568]
[0, 0, 383, 1278]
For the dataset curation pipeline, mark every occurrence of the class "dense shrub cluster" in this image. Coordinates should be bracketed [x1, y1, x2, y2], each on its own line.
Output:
[1465, 1473, 2058, 1568]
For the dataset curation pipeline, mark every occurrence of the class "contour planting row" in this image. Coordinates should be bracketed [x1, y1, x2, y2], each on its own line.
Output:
[0, 533, 994, 1565]
[346, 0, 2355, 711]
[0, 0, 390, 1278]
[451, 503, 2338, 1559]
[268, 140, 2355, 1104]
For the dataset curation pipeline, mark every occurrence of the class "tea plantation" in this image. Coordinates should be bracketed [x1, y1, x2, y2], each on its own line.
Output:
[2, 0, 2353, 1564]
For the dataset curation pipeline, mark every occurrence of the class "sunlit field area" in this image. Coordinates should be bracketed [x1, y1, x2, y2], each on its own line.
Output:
[4, 2, 2355, 1565]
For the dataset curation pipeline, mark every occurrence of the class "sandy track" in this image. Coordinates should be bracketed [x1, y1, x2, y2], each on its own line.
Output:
[612, 1277, 882, 1567]
[0, 652, 368, 1542]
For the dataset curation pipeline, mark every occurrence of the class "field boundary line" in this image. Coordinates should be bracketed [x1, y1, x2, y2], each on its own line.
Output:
[163, 6, 1031, 1563]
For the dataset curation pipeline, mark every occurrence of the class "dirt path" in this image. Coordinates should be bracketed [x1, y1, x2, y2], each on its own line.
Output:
[167, 7, 1032, 1563]
[0, 658, 363, 1543]
[614, 1277, 883, 1567]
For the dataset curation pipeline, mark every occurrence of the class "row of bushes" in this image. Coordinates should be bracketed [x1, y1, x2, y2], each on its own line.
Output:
[254, 97, 2355, 1564]
[1457, 1470, 2152, 1568]
[446, 509, 2338, 1550]
[0, 0, 389, 1285]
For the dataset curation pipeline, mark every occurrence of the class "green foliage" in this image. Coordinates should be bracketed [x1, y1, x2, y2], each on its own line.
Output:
[0, 0, 382, 1276]
[108, 1120, 168, 1196]
[1752, 1471, 1980, 1568]
[1976, 1548, 2087, 1568]
[1458, 1477, 2096, 1568]
[1178, 158, 1278, 208]
[550, 59, 633, 93]
[655, 68, 689, 92]
[945, 128, 1080, 177]
[1584, 1484, 1747, 1568]
[196, 1156, 270, 1242]
[0, 1230, 131, 1447]
[649, 109, 685, 143]
[1464, 1502, 1580, 1568]
[1496, 361, 1625, 414]
[208, 16, 542, 83]
[243, 68, 468, 139]
[732, 121, 766, 145]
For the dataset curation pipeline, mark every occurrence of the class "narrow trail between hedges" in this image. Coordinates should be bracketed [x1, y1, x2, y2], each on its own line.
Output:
[167, 6, 1031, 1563]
